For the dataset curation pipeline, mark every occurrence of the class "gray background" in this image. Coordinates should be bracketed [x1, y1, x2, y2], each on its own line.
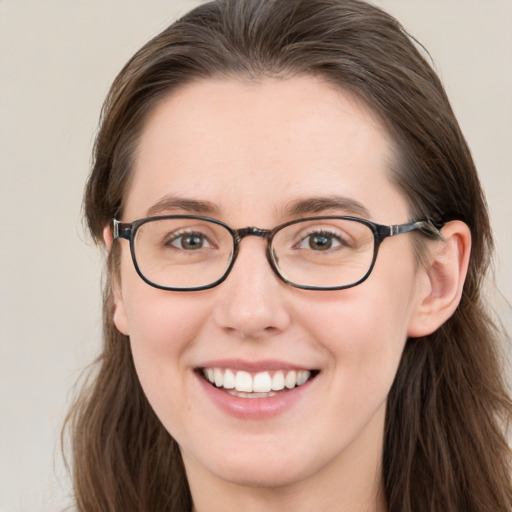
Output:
[1, 1, 511, 511]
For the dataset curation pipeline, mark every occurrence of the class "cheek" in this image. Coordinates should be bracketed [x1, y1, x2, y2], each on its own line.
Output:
[302, 257, 419, 396]
[124, 288, 207, 360]
[121, 285, 210, 408]
[125, 297, 212, 441]
[308, 295, 408, 383]
[117, 246, 209, 353]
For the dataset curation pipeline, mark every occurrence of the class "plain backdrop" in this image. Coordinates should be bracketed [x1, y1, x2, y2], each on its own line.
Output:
[0, 1, 511, 511]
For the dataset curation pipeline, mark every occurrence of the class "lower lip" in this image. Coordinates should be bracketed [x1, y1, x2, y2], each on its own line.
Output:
[196, 372, 315, 420]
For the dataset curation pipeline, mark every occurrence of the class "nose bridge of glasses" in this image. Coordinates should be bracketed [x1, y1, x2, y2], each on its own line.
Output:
[234, 226, 272, 242]
[225, 225, 285, 291]
[231, 226, 277, 277]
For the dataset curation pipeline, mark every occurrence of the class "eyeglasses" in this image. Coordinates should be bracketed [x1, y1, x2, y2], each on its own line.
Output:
[113, 215, 444, 291]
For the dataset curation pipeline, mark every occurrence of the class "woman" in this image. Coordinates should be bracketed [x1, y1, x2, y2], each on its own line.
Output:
[66, 0, 512, 510]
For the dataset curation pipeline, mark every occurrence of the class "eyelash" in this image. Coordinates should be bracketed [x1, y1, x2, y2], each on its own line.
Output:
[164, 231, 213, 250]
[296, 230, 350, 250]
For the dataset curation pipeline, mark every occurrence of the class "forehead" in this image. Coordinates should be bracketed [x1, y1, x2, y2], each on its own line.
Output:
[126, 76, 406, 224]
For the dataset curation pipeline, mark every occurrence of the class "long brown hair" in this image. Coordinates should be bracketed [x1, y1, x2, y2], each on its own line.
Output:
[66, 0, 512, 510]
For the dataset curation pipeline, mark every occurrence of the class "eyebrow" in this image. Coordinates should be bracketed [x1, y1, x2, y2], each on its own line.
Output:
[283, 196, 371, 218]
[146, 194, 370, 220]
[146, 195, 220, 217]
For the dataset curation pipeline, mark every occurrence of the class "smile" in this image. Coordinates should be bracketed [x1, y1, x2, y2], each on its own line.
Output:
[200, 367, 317, 398]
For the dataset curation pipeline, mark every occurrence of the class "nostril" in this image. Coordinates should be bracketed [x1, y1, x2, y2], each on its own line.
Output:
[236, 325, 279, 339]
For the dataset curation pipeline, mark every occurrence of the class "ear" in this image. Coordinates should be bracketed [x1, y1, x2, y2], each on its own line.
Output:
[103, 224, 130, 336]
[407, 220, 471, 338]
[103, 222, 114, 249]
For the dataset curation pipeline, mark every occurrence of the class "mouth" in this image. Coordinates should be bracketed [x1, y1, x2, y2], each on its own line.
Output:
[197, 367, 320, 399]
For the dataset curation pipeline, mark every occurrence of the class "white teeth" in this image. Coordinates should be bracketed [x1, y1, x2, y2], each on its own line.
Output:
[285, 370, 297, 389]
[235, 371, 253, 392]
[271, 371, 285, 391]
[297, 370, 311, 386]
[214, 368, 223, 387]
[228, 390, 277, 399]
[223, 369, 235, 389]
[253, 372, 272, 393]
[202, 368, 313, 395]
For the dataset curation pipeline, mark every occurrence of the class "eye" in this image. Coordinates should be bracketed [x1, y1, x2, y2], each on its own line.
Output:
[297, 231, 344, 251]
[166, 231, 212, 250]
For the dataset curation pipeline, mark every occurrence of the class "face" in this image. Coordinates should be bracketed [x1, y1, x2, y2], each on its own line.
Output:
[112, 77, 429, 494]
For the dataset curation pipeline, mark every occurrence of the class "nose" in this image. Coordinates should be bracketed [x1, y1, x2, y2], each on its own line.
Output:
[213, 237, 292, 339]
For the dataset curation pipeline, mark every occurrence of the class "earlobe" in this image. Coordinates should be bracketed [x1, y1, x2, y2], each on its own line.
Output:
[103, 224, 114, 249]
[407, 220, 471, 338]
[103, 223, 130, 335]
[112, 289, 130, 335]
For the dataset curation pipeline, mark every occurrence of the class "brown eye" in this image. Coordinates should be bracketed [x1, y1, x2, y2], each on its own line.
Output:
[168, 232, 211, 250]
[298, 232, 342, 251]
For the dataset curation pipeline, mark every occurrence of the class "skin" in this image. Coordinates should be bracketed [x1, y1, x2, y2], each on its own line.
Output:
[109, 77, 470, 512]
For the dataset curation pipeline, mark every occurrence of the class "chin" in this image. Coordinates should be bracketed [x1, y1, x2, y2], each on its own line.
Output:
[181, 435, 336, 491]
[206, 458, 312, 489]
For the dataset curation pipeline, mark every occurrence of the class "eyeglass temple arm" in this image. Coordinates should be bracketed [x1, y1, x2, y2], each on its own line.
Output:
[112, 219, 132, 240]
[388, 220, 445, 240]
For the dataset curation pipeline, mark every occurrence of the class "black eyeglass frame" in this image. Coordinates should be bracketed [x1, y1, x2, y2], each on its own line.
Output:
[113, 215, 444, 292]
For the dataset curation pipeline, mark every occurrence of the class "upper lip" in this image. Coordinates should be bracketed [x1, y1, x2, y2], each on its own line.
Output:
[196, 358, 317, 372]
